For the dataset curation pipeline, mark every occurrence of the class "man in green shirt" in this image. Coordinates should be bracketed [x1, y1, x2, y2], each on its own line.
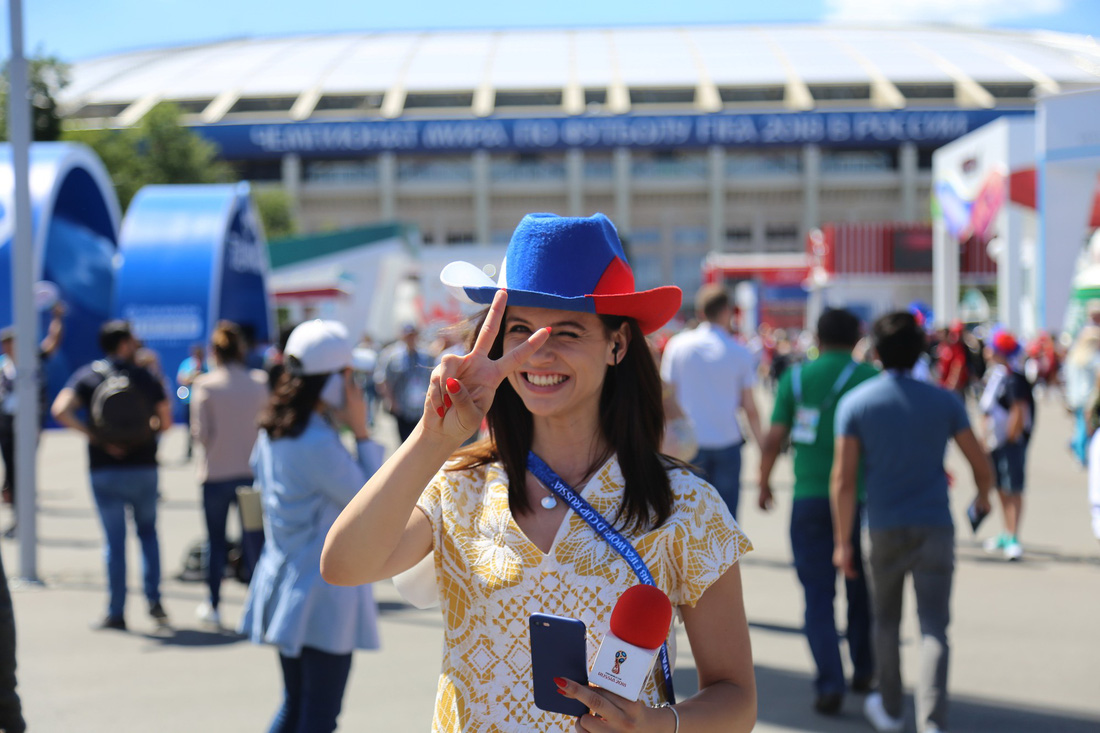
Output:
[758, 307, 878, 716]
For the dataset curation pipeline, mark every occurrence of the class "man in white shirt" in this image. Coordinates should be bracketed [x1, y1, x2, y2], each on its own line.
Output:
[661, 284, 763, 520]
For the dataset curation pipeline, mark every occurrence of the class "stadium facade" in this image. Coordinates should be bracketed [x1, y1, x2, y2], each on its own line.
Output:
[61, 24, 1100, 308]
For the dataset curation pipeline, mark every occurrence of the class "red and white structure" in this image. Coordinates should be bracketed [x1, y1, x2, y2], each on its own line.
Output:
[931, 93, 1100, 338]
[807, 222, 996, 326]
[702, 222, 997, 329]
[701, 252, 810, 330]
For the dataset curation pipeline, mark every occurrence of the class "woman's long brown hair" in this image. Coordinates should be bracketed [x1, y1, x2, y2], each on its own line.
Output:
[258, 357, 329, 440]
[449, 310, 675, 534]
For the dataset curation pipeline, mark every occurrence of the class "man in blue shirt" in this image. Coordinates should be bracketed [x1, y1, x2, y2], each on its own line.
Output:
[831, 312, 992, 733]
[374, 323, 433, 442]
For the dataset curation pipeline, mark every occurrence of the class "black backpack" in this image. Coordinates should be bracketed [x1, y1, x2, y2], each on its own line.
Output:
[90, 361, 158, 449]
[178, 537, 250, 584]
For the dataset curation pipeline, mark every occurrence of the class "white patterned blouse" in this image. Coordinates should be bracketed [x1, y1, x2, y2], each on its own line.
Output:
[415, 455, 752, 732]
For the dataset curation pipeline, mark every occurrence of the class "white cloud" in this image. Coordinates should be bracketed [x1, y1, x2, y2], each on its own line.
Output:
[824, 0, 1067, 27]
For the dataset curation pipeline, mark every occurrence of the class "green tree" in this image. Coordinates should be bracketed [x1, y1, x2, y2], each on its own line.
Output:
[64, 102, 231, 210]
[252, 187, 298, 240]
[0, 55, 70, 141]
[64, 102, 295, 235]
[138, 102, 230, 186]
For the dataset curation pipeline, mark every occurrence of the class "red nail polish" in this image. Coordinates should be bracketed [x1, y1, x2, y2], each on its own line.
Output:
[553, 677, 567, 688]
[545, 327, 552, 334]
[446, 378, 460, 393]
[436, 406, 445, 417]
[443, 394, 452, 408]
[555, 688, 568, 696]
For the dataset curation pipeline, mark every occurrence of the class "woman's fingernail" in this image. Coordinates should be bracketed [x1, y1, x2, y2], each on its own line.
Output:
[436, 406, 445, 417]
[553, 677, 567, 688]
[555, 688, 568, 696]
[443, 394, 452, 408]
[446, 378, 460, 393]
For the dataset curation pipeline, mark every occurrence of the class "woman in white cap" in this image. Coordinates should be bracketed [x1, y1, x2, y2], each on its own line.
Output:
[240, 319, 384, 733]
[323, 213, 756, 732]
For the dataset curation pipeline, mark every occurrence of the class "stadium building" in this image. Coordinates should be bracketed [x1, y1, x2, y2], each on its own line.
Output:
[60, 24, 1100, 318]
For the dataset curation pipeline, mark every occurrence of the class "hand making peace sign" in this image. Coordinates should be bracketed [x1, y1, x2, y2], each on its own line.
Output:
[424, 290, 550, 442]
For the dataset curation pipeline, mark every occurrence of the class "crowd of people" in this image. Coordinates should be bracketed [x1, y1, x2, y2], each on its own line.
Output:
[0, 212, 1099, 733]
[662, 297, 1100, 733]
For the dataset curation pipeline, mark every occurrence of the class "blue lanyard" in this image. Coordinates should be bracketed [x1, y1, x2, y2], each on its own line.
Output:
[792, 359, 858, 409]
[526, 451, 676, 704]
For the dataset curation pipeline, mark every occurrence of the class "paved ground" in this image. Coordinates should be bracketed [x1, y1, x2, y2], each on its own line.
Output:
[4, 390, 1100, 732]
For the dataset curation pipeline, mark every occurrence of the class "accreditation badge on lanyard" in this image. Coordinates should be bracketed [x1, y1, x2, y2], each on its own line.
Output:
[789, 361, 858, 446]
[791, 405, 821, 445]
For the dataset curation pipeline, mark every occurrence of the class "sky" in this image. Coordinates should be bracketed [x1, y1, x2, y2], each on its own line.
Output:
[6, 0, 1100, 62]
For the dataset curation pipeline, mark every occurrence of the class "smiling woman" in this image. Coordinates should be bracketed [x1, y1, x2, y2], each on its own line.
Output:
[505, 309, 620, 425]
[322, 212, 756, 733]
[473, 305, 669, 531]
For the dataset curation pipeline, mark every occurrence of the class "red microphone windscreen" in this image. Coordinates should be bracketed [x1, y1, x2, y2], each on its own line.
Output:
[609, 584, 673, 650]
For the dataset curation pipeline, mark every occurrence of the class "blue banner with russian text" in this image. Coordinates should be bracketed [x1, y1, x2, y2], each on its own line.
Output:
[193, 109, 1027, 159]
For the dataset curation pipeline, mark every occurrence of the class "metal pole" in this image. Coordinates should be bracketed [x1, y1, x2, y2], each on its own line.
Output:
[8, 0, 40, 582]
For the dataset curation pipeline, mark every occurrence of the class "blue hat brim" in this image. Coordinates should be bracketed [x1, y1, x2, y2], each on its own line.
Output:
[440, 259, 682, 333]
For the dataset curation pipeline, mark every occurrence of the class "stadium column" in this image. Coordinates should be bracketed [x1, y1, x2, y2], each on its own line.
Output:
[932, 216, 960, 326]
[998, 205, 1025, 333]
[380, 152, 397, 221]
[708, 145, 725, 252]
[566, 149, 584, 217]
[280, 154, 302, 225]
[473, 150, 490, 244]
[801, 144, 821, 242]
[613, 147, 632, 236]
[899, 142, 918, 221]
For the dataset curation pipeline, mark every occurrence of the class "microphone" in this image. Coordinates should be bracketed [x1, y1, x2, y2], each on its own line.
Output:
[590, 584, 673, 701]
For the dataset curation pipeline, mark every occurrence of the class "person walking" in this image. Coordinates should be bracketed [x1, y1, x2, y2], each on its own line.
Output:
[0, 547, 24, 733]
[831, 311, 993, 733]
[189, 322, 268, 628]
[660, 283, 763, 520]
[1085, 375, 1100, 547]
[322, 213, 757, 733]
[176, 343, 207, 462]
[758, 307, 878, 716]
[373, 323, 433, 442]
[51, 320, 173, 631]
[935, 322, 969, 401]
[979, 330, 1035, 561]
[0, 301, 65, 533]
[1064, 303, 1100, 466]
[240, 319, 384, 733]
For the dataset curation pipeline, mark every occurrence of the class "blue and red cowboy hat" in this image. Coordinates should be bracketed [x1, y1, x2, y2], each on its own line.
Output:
[440, 212, 681, 334]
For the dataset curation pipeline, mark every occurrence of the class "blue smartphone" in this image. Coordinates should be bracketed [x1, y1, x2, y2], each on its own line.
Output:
[529, 613, 589, 717]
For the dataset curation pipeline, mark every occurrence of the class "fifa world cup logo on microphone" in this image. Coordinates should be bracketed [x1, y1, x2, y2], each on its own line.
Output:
[612, 650, 628, 675]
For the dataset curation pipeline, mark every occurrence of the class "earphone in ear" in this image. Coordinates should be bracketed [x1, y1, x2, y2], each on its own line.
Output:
[612, 343, 620, 364]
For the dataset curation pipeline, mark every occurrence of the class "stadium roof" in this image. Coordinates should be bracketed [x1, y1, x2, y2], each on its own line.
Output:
[61, 24, 1100, 125]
